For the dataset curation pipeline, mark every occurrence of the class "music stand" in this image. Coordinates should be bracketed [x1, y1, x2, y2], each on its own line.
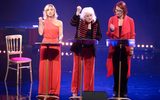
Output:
[35, 42, 61, 100]
[69, 39, 98, 100]
[107, 39, 135, 100]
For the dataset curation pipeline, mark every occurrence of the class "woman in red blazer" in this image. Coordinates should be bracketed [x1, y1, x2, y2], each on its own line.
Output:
[106, 1, 136, 97]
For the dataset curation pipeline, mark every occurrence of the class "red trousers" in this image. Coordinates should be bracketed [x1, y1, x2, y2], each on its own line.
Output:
[38, 45, 61, 95]
[71, 49, 95, 94]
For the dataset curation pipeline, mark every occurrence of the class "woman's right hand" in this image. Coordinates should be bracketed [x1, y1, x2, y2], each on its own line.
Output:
[38, 17, 44, 35]
[110, 24, 115, 32]
[39, 17, 44, 24]
[76, 6, 82, 15]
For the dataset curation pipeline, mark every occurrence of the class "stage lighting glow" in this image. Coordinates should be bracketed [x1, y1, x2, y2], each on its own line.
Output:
[61, 52, 64, 56]
[62, 42, 65, 46]
[0, 50, 1, 53]
[65, 42, 69, 46]
[146, 45, 149, 48]
[70, 53, 72, 55]
[32, 25, 38, 28]
[137, 44, 140, 48]
[3, 50, 6, 53]
[65, 52, 69, 56]
[141, 55, 144, 60]
[150, 45, 153, 48]
[132, 55, 135, 59]
[141, 44, 144, 48]
[70, 42, 73, 46]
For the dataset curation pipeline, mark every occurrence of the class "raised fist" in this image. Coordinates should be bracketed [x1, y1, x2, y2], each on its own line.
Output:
[76, 6, 82, 15]
[38, 17, 44, 24]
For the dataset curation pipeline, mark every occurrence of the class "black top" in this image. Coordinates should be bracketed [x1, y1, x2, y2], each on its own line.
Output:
[86, 29, 92, 39]
[119, 26, 122, 38]
[70, 14, 102, 55]
[70, 14, 102, 41]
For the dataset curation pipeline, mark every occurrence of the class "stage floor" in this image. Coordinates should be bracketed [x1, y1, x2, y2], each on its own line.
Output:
[0, 46, 160, 100]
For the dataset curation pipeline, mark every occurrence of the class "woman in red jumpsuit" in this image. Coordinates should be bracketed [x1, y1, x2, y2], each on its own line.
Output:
[106, 1, 136, 97]
[38, 4, 63, 98]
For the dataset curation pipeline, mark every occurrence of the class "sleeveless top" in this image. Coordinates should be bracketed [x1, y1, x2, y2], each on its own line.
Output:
[42, 19, 59, 43]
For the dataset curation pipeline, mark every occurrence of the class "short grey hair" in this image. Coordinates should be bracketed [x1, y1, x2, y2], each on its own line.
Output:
[80, 7, 97, 22]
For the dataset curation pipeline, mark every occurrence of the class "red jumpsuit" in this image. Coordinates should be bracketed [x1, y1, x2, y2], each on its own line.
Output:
[38, 19, 61, 96]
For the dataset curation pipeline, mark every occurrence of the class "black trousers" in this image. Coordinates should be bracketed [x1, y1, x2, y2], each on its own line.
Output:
[112, 45, 128, 95]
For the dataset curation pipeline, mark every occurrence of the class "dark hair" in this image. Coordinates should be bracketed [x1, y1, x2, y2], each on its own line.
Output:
[113, 1, 128, 16]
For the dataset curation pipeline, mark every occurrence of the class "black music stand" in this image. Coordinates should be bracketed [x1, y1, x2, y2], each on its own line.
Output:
[35, 42, 61, 100]
[69, 39, 98, 100]
[107, 39, 135, 100]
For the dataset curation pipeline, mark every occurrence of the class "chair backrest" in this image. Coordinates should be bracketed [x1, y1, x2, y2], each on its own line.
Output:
[5, 35, 22, 58]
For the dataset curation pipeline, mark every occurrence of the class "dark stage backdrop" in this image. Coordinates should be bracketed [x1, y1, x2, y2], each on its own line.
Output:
[0, 0, 160, 47]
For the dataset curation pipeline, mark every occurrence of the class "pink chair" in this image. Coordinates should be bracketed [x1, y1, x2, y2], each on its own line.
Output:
[5, 34, 32, 84]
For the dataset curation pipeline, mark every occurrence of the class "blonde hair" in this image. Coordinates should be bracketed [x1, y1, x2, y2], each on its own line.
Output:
[80, 7, 97, 22]
[43, 4, 58, 19]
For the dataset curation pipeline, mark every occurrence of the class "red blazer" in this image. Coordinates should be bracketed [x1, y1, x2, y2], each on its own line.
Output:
[106, 15, 136, 77]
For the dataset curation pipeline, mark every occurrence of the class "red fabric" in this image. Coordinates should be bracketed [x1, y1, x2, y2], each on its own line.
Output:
[71, 50, 95, 94]
[106, 15, 135, 39]
[38, 19, 61, 95]
[106, 57, 113, 77]
[106, 15, 135, 77]
[43, 19, 59, 43]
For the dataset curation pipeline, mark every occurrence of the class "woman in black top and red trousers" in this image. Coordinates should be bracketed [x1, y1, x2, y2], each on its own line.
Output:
[70, 6, 102, 97]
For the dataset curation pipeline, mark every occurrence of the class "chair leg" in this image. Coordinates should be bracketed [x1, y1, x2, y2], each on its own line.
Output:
[17, 64, 19, 84]
[20, 64, 22, 80]
[17, 81, 19, 100]
[29, 83, 33, 100]
[4, 62, 9, 81]
[5, 82, 9, 100]
[30, 61, 33, 82]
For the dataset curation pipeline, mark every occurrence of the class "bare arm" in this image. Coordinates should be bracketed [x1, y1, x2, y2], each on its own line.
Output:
[58, 20, 63, 42]
[38, 17, 44, 35]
